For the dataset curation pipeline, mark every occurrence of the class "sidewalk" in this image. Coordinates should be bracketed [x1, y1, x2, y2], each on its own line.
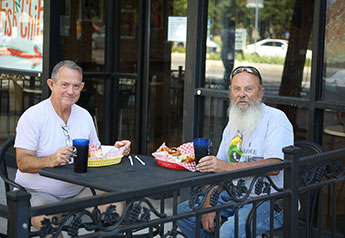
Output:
[0, 178, 7, 234]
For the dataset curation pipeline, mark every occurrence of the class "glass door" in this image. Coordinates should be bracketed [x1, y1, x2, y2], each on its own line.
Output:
[62, 0, 188, 154]
[147, 0, 188, 153]
[62, 0, 139, 149]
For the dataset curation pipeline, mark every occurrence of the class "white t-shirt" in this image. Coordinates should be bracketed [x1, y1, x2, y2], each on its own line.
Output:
[217, 104, 294, 196]
[14, 98, 101, 198]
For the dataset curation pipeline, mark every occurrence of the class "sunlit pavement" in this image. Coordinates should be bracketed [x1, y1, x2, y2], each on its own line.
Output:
[0, 179, 6, 234]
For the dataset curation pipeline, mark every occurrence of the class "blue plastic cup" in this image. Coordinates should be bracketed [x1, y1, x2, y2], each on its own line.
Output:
[193, 138, 210, 165]
[73, 139, 89, 173]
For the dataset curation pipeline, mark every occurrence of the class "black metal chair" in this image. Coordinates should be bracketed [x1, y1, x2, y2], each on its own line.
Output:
[0, 136, 42, 237]
[0, 137, 24, 193]
[0, 137, 96, 237]
[245, 141, 325, 238]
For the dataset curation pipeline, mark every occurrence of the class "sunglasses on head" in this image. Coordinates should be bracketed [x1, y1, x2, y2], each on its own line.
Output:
[231, 66, 263, 86]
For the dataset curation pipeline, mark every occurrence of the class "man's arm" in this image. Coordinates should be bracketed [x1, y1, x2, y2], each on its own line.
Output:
[16, 146, 74, 173]
[196, 155, 281, 173]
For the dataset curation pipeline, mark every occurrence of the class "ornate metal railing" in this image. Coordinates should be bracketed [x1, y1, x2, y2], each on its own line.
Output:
[1, 145, 345, 237]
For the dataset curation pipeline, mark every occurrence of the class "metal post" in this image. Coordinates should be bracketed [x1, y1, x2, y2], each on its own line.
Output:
[283, 146, 300, 238]
[7, 190, 31, 238]
[254, 5, 258, 53]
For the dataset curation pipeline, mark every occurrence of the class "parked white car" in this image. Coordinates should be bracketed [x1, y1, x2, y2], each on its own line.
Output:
[244, 39, 312, 59]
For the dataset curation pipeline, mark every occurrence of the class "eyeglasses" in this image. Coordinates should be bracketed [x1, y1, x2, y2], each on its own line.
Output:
[62, 126, 73, 147]
[231, 66, 263, 86]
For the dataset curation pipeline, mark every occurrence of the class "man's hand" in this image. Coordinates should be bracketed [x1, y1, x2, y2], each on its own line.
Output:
[197, 156, 281, 174]
[196, 155, 229, 172]
[202, 212, 216, 233]
[54, 146, 74, 165]
[16, 146, 75, 174]
[114, 140, 131, 156]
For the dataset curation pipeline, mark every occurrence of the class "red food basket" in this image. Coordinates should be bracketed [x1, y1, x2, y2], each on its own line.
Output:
[154, 158, 186, 170]
[152, 142, 196, 171]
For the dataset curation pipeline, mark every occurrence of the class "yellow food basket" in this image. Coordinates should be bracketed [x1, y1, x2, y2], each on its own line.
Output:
[88, 156, 123, 167]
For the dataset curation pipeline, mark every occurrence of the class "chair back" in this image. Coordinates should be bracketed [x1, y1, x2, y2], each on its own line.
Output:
[0, 137, 25, 193]
[245, 141, 325, 238]
[294, 141, 325, 228]
[294, 140, 324, 157]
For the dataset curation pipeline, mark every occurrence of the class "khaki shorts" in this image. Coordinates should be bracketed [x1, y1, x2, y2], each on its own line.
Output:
[26, 187, 104, 207]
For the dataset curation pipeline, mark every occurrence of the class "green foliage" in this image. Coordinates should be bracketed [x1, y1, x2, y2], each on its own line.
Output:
[242, 53, 286, 65]
[260, 0, 295, 38]
[207, 52, 221, 60]
[208, 0, 296, 43]
[173, 0, 188, 16]
[172, 46, 186, 53]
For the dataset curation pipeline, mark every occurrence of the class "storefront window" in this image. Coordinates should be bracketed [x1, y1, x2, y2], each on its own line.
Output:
[206, 0, 313, 99]
[322, 0, 345, 151]
[63, 0, 106, 72]
[147, 0, 187, 153]
[119, 2, 139, 73]
[322, 0, 345, 102]
[0, 74, 41, 139]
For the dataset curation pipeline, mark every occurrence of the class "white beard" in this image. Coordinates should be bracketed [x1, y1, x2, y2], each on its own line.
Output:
[228, 97, 264, 139]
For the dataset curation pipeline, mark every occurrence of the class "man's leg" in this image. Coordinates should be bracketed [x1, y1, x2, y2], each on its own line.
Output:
[74, 188, 125, 215]
[28, 190, 63, 237]
[177, 200, 215, 238]
[220, 201, 283, 238]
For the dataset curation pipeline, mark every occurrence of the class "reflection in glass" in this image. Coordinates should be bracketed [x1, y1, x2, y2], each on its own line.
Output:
[119, 3, 139, 73]
[322, 0, 345, 102]
[206, 0, 313, 98]
[221, 19, 236, 90]
[322, 0, 345, 149]
[323, 110, 345, 151]
[64, 0, 106, 72]
[147, 0, 187, 153]
[0, 74, 42, 138]
[77, 78, 105, 141]
[76, 77, 136, 145]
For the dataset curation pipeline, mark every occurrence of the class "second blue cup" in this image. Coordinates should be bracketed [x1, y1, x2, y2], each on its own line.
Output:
[193, 138, 210, 165]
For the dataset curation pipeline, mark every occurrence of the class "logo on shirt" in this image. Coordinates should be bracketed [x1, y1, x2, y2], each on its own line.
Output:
[228, 131, 243, 162]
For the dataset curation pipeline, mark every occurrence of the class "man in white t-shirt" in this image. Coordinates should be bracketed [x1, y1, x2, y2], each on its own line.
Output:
[177, 66, 293, 238]
[15, 60, 131, 231]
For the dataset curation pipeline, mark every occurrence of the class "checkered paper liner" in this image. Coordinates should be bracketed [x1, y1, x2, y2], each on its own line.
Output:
[88, 144, 125, 159]
[88, 145, 124, 167]
[152, 142, 196, 172]
[89, 144, 101, 156]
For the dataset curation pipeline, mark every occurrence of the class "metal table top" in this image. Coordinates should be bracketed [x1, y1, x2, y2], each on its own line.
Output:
[39, 155, 204, 193]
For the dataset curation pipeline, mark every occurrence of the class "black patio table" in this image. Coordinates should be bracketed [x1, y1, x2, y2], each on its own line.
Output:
[39, 154, 204, 193]
[38, 155, 208, 236]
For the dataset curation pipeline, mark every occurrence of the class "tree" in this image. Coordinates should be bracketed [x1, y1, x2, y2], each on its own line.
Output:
[278, 0, 314, 130]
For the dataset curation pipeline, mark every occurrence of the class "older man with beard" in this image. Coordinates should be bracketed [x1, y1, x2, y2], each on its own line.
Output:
[177, 66, 293, 238]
